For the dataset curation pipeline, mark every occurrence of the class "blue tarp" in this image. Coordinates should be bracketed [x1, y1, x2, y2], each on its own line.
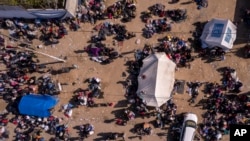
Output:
[28, 9, 73, 19]
[0, 5, 36, 19]
[18, 94, 58, 117]
[0, 5, 73, 19]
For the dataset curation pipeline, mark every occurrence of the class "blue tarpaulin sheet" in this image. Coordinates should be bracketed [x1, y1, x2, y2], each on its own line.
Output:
[28, 9, 73, 19]
[0, 5, 73, 19]
[18, 94, 58, 117]
[0, 5, 36, 19]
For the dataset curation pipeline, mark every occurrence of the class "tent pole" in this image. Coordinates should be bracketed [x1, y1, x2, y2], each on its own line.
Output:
[16, 46, 66, 62]
[0, 32, 66, 63]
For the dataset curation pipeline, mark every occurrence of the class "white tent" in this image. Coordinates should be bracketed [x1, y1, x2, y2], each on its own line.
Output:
[200, 18, 237, 50]
[137, 53, 176, 107]
[65, 0, 78, 17]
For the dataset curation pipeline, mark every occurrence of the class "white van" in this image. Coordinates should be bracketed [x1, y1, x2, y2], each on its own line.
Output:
[179, 113, 198, 141]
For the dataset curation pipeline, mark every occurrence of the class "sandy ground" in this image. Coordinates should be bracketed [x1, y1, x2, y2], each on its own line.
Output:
[1, 0, 250, 141]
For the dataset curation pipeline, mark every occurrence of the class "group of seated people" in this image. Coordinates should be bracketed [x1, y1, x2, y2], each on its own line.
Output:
[107, 0, 136, 22]
[11, 115, 64, 140]
[0, 47, 61, 139]
[4, 19, 38, 41]
[77, 0, 136, 24]
[221, 67, 243, 93]
[75, 77, 102, 107]
[84, 42, 120, 64]
[77, 0, 106, 24]
[148, 3, 187, 22]
[2, 18, 70, 45]
[201, 90, 249, 140]
[200, 67, 247, 140]
[155, 99, 178, 128]
[143, 18, 172, 38]
[199, 46, 226, 60]
[93, 22, 136, 42]
[154, 36, 193, 68]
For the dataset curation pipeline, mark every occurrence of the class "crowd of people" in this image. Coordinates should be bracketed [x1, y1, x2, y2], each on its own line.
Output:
[198, 67, 246, 140]
[77, 0, 137, 24]
[74, 77, 102, 107]
[93, 22, 136, 42]
[155, 99, 178, 128]
[10, 115, 68, 141]
[220, 67, 243, 93]
[143, 18, 172, 38]
[84, 42, 120, 64]
[76, 0, 106, 24]
[107, 0, 136, 22]
[154, 36, 194, 68]
[2, 18, 72, 46]
[140, 3, 189, 38]
[148, 3, 187, 22]
[0, 45, 61, 140]
[198, 47, 226, 61]
[84, 21, 136, 64]
[113, 47, 182, 139]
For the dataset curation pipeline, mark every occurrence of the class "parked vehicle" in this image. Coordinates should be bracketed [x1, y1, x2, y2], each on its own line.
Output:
[180, 113, 198, 141]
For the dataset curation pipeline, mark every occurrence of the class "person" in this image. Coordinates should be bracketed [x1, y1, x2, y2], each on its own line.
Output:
[215, 130, 222, 140]
[221, 54, 226, 61]
[82, 123, 94, 137]
[64, 108, 73, 118]
[35, 130, 43, 140]
[0, 126, 5, 137]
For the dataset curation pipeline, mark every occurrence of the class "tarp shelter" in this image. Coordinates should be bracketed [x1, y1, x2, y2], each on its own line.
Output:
[18, 94, 58, 117]
[28, 9, 74, 19]
[137, 53, 176, 107]
[200, 18, 237, 50]
[0, 5, 74, 20]
[0, 5, 36, 19]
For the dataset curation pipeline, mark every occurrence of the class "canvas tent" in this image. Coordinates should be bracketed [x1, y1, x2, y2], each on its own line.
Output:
[18, 94, 58, 117]
[65, 0, 79, 17]
[137, 53, 176, 107]
[200, 18, 237, 50]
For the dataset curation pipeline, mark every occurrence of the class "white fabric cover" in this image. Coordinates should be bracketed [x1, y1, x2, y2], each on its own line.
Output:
[200, 18, 237, 50]
[137, 53, 176, 107]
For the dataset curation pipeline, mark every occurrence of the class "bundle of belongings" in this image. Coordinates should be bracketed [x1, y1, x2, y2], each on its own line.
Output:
[93, 21, 136, 42]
